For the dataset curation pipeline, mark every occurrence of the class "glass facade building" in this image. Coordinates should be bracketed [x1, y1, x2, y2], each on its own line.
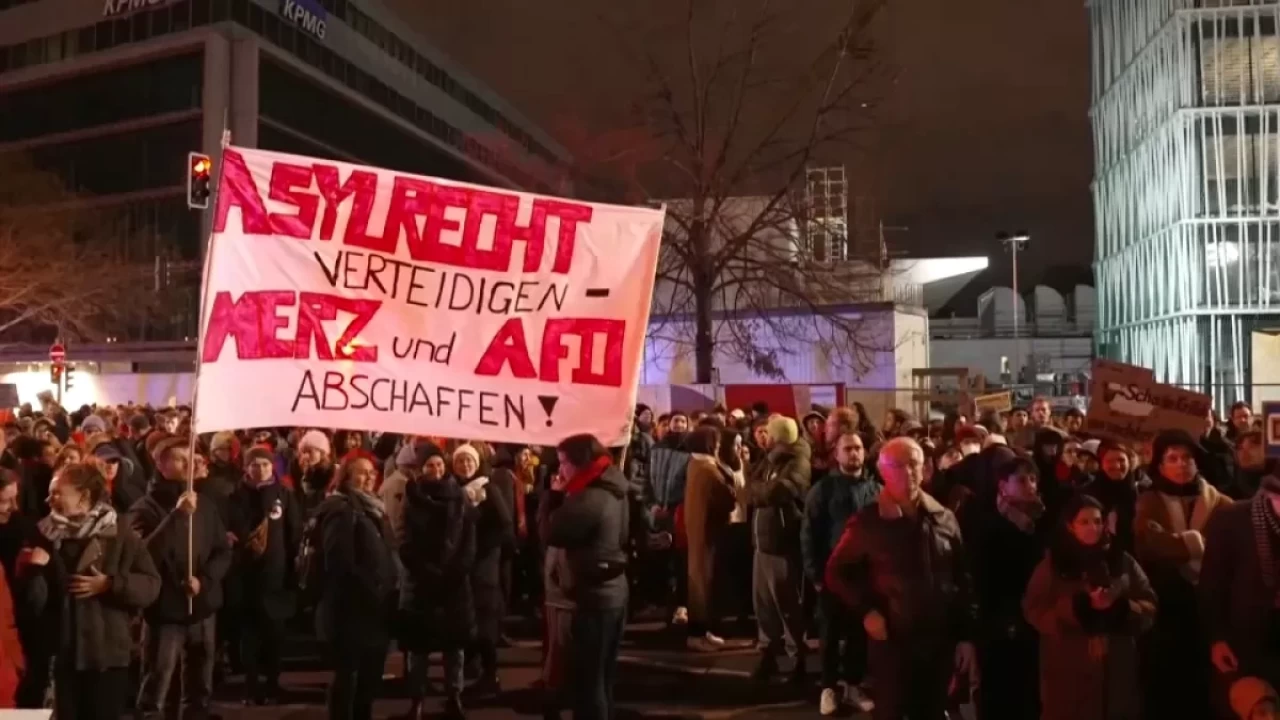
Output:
[0, 0, 568, 340]
[1091, 0, 1280, 408]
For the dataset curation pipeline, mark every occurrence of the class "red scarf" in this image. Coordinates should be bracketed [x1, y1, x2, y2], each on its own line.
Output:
[565, 455, 613, 497]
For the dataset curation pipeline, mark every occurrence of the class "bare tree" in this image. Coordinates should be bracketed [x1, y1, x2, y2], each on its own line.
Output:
[0, 152, 164, 343]
[566, 0, 898, 383]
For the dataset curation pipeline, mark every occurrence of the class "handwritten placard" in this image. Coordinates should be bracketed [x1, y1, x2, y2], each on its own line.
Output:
[193, 146, 663, 446]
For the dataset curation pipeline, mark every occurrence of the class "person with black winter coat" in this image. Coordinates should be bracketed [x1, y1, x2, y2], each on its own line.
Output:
[1083, 440, 1146, 555]
[127, 437, 232, 719]
[314, 456, 398, 720]
[18, 462, 161, 720]
[1034, 427, 1088, 527]
[547, 434, 632, 720]
[12, 436, 54, 521]
[451, 443, 514, 696]
[226, 447, 303, 705]
[1199, 417, 1238, 497]
[399, 446, 477, 720]
[1233, 431, 1268, 500]
[970, 457, 1047, 720]
[741, 416, 812, 684]
[291, 430, 336, 517]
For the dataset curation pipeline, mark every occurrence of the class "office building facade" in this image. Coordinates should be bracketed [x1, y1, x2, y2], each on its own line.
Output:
[1091, 0, 1280, 408]
[0, 0, 569, 338]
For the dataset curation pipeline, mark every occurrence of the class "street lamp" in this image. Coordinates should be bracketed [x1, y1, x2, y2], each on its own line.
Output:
[997, 230, 1030, 389]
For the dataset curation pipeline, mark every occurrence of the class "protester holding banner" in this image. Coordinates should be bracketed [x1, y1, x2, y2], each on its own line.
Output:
[127, 436, 231, 719]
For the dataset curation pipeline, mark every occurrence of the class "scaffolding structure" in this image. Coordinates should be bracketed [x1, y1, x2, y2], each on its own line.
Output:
[1091, 0, 1280, 408]
[804, 165, 849, 264]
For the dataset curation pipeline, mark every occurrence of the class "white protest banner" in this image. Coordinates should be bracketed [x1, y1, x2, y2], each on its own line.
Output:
[193, 146, 664, 446]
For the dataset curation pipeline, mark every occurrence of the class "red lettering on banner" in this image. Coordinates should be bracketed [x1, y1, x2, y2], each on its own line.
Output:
[202, 290, 381, 363]
[473, 317, 625, 387]
[202, 290, 295, 360]
[313, 165, 377, 242]
[213, 149, 271, 234]
[217, 153, 597, 274]
[473, 318, 538, 379]
[541, 318, 625, 387]
[513, 200, 593, 274]
[267, 162, 318, 239]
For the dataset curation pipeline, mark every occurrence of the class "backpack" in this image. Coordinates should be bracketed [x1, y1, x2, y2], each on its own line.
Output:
[294, 513, 326, 608]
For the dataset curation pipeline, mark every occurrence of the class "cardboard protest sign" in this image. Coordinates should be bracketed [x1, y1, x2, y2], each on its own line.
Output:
[973, 391, 1012, 415]
[1265, 401, 1280, 459]
[193, 146, 664, 446]
[1085, 359, 1211, 444]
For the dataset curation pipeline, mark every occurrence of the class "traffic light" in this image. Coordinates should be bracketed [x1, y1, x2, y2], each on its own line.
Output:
[64, 364, 76, 391]
[187, 152, 212, 209]
[49, 364, 63, 385]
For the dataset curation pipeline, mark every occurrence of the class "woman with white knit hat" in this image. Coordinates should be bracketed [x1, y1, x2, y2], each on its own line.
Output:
[290, 430, 334, 517]
[453, 443, 514, 697]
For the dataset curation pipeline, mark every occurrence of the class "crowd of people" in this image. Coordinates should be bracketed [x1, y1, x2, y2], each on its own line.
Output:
[0, 391, 1276, 720]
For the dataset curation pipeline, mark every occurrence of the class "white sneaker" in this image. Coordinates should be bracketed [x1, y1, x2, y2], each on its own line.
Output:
[819, 688, 840, 716]
[672, 606, 689, 625]
[845, 683, 875, 713]
[686, 635, 718, 653]
[704, 632, 726, 647]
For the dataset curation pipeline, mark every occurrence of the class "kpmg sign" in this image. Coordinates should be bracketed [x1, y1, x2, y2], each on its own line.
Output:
[281, 0, 327, 41]
[103, 0, 174, 17]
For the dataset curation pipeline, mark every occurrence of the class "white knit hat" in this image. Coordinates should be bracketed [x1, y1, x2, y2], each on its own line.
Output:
[298, 430, 332, 457]
[452, 443, 480, 468]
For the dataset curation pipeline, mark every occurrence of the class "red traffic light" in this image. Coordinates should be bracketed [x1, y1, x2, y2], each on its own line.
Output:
[188, 151, 213, 210]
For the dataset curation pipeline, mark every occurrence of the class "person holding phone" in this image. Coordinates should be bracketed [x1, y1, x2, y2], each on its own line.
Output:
[1024, 493, 1157, 720]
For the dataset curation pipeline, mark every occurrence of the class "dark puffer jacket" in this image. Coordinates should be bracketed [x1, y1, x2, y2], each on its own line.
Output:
[746, 440, 812, 556]
[398, 478, 476, 650]
[546, 464, 631, 611]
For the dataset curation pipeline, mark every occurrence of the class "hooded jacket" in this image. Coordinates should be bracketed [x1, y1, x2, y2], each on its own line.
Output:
[546, 462, 630, 610]
[746, 439, 812, 556]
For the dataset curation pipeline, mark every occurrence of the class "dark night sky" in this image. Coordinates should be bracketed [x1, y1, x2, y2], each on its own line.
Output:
[397, 0, 1094, 282]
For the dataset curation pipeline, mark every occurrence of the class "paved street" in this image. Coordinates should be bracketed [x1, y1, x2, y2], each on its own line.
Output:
[207, 622, 844, 719]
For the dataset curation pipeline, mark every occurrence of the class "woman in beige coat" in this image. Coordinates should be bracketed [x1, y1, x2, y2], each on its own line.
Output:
[682, 426, 737, 651]
[1134, 429, 1232, 719]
